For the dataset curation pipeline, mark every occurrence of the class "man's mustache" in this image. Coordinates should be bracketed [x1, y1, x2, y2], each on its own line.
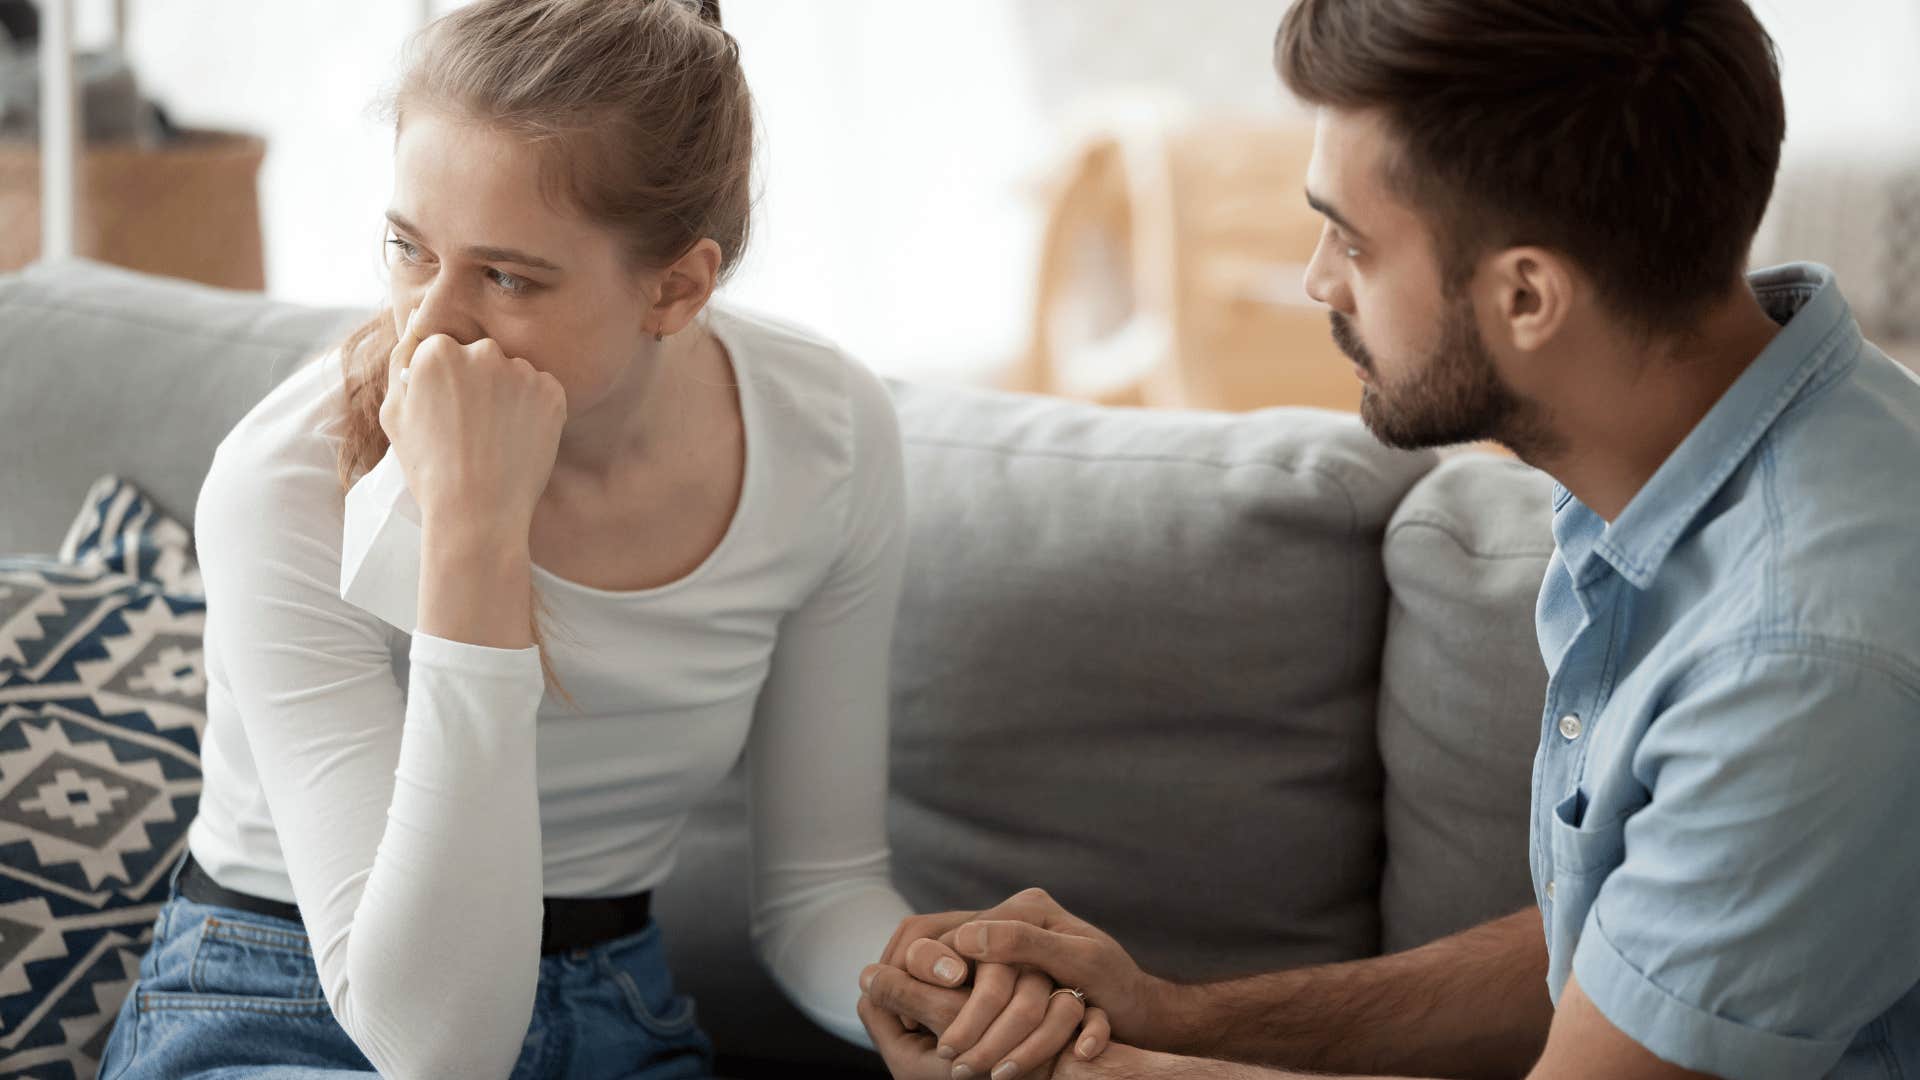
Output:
[1330, 312, 1372, 371]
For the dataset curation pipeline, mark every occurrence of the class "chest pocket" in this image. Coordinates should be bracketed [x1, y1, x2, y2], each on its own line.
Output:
[1545, 786, 1627, 997]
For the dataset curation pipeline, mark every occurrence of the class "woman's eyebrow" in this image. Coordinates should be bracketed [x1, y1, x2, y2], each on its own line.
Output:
[384, 210, 563, 271]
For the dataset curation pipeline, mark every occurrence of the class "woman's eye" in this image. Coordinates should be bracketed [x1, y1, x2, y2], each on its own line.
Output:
[385, 236, 527, 294]
[487, 268, 531, 295]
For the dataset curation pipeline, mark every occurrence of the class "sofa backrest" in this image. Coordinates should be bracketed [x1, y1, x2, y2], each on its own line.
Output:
[1376, 454, 1556, 953]
[879, 383, 1437, 978]
[0, 259, 366, 554]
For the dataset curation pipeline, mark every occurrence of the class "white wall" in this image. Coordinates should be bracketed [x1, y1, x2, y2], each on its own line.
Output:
[84, 0, 1054, 379]
[1754, 0, 1920, 153]
[709, 1, 1047, 379]
[88, 0, 418, 309]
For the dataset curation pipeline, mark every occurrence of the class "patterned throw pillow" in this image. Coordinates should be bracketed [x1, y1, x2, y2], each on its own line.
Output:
[0, 478, 207, 1080]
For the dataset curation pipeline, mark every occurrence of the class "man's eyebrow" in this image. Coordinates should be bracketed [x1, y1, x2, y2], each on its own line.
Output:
[384, 211, 563, 272]
[1305, 190, 1369, 243]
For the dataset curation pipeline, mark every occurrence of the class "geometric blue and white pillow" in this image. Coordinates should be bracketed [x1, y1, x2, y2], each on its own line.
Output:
[0, 477, 206, 1080]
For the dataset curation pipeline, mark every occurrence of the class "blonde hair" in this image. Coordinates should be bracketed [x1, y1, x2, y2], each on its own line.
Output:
[331, 0, 755, 694]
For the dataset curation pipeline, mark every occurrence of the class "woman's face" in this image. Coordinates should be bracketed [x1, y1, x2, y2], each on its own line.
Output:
[384, 111, 654, 415]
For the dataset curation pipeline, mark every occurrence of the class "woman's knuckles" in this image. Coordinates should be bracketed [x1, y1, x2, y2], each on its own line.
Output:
[1008, 1001, 1047, 1029]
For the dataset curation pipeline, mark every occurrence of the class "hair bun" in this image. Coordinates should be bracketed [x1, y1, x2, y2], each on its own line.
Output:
[696, 0, 721, 25]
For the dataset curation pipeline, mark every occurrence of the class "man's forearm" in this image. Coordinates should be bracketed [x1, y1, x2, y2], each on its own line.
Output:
[1072, 1045, 1403, 1080]
[1152, 908, 1551, 1079]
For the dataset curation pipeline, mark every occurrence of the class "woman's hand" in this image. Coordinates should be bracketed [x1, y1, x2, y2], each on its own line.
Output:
[861, 962, 1111, 1080]
[861, 989, 970, 1080]
[940, 889, 1174, 1053]
[881, 909, 981, 986]
[872, 900, 1114, 1077]
[879, 909, 981, 1035]
[380, 307, 568, 534]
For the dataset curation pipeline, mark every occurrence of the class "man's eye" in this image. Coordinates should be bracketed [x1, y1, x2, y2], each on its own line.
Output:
[1325, 224, 1358, 259]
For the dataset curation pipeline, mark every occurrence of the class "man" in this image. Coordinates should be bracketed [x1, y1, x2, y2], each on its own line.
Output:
[858, 1, 1920, 1077]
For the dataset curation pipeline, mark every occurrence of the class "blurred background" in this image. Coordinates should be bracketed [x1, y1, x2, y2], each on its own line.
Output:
[4, 0, 1918, 410]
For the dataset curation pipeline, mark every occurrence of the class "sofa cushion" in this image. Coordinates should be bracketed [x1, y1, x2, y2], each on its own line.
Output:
[0, 259, 365, 554]
[0, 476, 208, 1080]
[882, 384, 1437, 980]
[1377, 454, 1555, 954]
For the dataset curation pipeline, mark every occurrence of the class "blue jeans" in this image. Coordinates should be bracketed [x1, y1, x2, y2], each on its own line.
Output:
[98, 855, 715, 1079]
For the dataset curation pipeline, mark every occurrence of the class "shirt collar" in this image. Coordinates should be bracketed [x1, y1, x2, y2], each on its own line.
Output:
[1553, 262, 1861, 591]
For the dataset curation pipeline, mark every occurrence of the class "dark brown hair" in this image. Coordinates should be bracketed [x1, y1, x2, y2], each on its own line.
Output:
[1277, 0, 1786, 335]
[331, 0, 754, 692]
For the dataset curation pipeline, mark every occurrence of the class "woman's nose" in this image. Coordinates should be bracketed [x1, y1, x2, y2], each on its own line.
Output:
[403, 282, 478, 345]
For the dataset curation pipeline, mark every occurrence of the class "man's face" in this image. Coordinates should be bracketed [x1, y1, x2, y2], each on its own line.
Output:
[1301, 108, 1526, 450]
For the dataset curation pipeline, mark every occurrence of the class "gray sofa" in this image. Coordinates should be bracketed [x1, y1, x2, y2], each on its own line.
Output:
[0, 259, 1556, 1077]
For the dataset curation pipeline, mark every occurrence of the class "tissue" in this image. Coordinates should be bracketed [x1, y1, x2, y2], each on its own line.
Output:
[338, 447, 422, 634]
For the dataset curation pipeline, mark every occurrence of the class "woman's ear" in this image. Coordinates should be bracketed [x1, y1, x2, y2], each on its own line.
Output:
[647, 239, 724, 337]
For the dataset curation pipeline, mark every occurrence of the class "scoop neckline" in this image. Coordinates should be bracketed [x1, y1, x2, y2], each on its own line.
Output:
[528, 309, 755, 602]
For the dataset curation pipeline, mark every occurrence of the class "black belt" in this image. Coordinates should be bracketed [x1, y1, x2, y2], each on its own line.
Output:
[176, 851, 653, 956]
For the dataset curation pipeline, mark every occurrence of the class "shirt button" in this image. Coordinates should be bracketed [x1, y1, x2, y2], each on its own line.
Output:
[1547, 879, 1557, 901]
[1558, 713, 1583, 740]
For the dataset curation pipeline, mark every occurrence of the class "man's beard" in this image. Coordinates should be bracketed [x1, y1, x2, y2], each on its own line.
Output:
[1330, 299, 1542, 454]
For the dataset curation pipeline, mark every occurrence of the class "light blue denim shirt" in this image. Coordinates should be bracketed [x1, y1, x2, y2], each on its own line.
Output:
[1533, 263, 1920, 1079]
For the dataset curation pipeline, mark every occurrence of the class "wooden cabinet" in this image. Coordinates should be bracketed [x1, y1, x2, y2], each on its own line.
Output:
[0, 129, 266, 291]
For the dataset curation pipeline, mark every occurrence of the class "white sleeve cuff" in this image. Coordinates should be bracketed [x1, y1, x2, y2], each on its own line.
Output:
[408, 632, 546, 681]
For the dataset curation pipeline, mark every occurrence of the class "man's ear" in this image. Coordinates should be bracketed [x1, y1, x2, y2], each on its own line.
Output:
[645, 238, 724, 337]
[1485, 247, 1576, 354]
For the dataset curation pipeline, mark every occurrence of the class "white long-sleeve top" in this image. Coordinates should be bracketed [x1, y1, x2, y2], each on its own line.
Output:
[185, 305, 914, 1079]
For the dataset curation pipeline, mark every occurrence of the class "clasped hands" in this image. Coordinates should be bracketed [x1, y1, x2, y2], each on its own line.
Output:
[857, 889, 1181, 1080]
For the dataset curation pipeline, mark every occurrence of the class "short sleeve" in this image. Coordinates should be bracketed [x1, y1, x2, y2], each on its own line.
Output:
[1574, 647, 1920, 1079]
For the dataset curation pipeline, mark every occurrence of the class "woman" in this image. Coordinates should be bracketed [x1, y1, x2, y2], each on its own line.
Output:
[97, 1, 1082, 1077]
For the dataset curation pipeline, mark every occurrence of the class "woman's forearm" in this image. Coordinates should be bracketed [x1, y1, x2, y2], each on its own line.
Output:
[418, 516, 533, 649]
